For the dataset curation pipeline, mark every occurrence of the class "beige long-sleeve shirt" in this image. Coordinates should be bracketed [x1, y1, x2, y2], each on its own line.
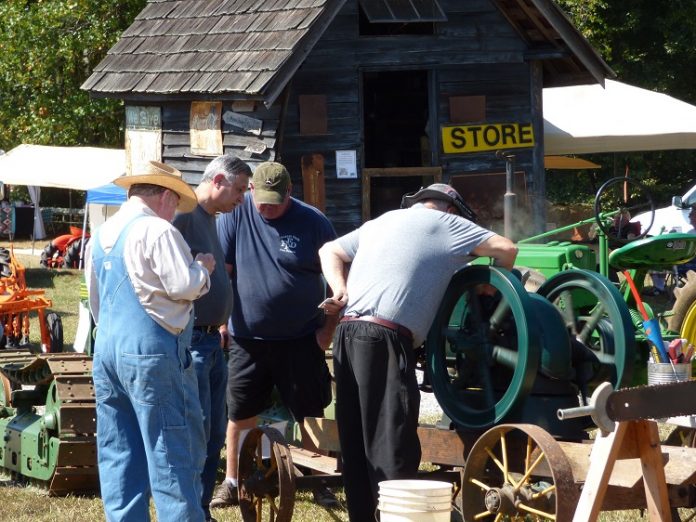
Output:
[86, 198, 210, 335]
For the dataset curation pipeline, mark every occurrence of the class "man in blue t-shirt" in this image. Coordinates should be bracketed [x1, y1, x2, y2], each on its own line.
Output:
[211, 161, 339, 509]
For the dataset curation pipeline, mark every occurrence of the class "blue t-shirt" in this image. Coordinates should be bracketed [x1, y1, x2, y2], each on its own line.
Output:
[217, 193, 337, 340]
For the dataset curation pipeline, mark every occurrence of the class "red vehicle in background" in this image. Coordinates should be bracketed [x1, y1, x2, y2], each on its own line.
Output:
[40, 226, 89, 269]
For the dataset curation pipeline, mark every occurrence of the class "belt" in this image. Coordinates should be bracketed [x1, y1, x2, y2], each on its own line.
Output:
[193, 325, 221, 334]
[340, 315, 413, 342]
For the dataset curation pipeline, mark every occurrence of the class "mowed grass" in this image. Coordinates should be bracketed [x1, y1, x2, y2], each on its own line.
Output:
[0, 240, 350, 521]
[0, 239, 693, 521]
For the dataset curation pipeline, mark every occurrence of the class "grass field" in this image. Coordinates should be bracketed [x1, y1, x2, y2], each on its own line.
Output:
[0, 239, 693, 521]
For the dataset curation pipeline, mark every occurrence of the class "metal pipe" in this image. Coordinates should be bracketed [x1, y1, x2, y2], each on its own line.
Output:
[497, 151, 517, 241]
[557, 404, 593, 420]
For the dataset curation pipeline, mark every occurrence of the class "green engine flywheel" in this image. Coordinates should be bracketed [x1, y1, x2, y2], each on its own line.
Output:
[425, 265, 542, 430]
[537, 269, 635, 391]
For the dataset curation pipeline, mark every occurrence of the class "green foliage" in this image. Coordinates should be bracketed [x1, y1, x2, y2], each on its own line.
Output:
[0, 0, 146, 151]
[550, 1, 696, 207]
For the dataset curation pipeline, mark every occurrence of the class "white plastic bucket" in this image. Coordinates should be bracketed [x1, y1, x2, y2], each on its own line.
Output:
[647, 361, 691, 385]
[378, 480, 452, 522]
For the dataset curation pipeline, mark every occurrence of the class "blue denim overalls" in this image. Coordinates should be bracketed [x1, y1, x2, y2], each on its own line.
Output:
[91, 215, 206, 521]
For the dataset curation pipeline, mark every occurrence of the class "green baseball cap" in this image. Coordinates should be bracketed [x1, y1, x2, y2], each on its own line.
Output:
[252, 162, 291, 204]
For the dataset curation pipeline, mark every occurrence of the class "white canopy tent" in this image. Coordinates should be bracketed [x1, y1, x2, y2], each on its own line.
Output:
[0, 145, 126, 239]
[543, 79, 696, 155]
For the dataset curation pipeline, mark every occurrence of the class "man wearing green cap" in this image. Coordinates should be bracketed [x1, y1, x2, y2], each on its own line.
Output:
[211, 161, 339, 509]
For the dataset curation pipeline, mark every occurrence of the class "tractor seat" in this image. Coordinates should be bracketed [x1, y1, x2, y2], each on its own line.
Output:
[609, 232, 696, 270]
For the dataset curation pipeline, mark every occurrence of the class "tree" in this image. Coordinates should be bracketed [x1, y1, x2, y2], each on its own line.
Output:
[0, 0, 146, 151]
[553, 0, 696, 203]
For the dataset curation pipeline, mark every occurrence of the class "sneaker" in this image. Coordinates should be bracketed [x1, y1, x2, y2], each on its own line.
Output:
[210, 481, 239, 508]
[312, 486, 340, 508]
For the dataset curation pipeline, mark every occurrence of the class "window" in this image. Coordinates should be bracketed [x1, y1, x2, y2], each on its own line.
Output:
[359, 0, 446, 23]
[358, 0, 446, 36]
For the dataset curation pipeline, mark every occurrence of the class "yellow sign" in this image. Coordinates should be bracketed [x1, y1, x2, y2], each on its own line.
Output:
[441, 123, 535, 154]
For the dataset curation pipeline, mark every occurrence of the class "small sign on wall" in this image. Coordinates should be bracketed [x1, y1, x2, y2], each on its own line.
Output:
[125, 106, 162, 175]
[191, 101, 223, 156]
[222, 110, 263, 135]
[336, 150, 357, 179]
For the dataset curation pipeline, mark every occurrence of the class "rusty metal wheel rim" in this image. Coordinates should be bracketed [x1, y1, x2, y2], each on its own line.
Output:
[462, 423, 578, 522]
[238, 426, 295, 522]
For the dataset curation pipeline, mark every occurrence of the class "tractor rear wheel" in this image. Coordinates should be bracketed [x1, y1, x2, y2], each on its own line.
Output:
[45, 312, 64, 353]
[40, 243, 60, 268]
[63, 238, 87, 269]
[669, 270, 696, 333]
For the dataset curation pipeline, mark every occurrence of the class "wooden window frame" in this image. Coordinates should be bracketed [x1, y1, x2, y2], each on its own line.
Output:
[362, 166, 442, 222]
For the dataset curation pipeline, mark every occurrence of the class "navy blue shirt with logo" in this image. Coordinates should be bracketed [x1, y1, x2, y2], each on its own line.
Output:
[217, 193, 336, 340]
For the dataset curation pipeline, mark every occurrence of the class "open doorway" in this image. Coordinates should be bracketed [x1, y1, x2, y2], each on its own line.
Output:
[362, 70, 432, 219]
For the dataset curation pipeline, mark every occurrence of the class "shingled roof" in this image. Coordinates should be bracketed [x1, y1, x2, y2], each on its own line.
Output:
[491, 0, 614, 87]
[83, 0, 611, 103]
[82, 0, 346, 105]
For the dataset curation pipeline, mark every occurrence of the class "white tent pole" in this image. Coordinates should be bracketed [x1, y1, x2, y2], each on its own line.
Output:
[79, 203, 89, 270]
[26, 185, 45, 253]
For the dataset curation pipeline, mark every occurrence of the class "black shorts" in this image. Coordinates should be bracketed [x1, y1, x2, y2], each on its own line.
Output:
[226, 333, 332, 422]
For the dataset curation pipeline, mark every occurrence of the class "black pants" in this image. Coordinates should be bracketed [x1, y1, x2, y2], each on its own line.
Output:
[333, 321, 421, 521]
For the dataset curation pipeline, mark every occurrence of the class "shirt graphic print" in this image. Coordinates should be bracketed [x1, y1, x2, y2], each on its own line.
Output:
[280, 235, 300, 253]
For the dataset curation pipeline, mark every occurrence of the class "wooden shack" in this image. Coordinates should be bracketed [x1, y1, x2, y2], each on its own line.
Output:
[82, 0, 613, 235]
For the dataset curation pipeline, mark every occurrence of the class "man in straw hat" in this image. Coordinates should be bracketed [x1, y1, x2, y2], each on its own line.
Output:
[319, 183, 517, 520]
[87, 160, 216, 521]
[172, 154, 251, 522]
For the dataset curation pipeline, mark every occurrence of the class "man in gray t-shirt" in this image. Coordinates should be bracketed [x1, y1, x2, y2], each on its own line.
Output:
[173, 154, 251, 521]
[318, 183, 517, 522]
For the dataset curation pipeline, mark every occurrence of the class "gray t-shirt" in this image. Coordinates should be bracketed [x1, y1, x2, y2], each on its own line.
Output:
[337, 204, 495, 346]
[173, 204, 233, 327]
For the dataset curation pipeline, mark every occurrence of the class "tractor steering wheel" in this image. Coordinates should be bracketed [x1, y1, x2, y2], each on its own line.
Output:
[594, 177, 655, 245]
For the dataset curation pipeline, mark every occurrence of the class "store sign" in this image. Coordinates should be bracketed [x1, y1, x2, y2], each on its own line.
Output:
[441, 123, 535, 154]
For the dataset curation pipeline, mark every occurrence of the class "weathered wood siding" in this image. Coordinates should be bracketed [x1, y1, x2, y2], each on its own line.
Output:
[125, 0, 543, 235]
[130, 101, 281, 185]
[280, 0, 538, 234]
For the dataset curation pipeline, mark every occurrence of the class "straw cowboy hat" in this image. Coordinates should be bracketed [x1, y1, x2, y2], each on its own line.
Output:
[114, 161, 197, 212]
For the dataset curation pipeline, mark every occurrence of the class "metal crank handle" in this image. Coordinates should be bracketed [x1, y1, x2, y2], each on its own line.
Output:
[557, 404, 595, 420]
[556, 381, 616, 433]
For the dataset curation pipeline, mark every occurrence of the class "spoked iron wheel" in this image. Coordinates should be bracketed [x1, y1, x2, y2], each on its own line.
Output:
[594, 176, 654, 245]
[537, 270, 635, 395]
[461, 424, 578, 522]
[426, 265, 542, 430]
[238, 426, 295, 522]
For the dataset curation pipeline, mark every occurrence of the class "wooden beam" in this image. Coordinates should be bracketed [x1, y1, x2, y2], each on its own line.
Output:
[289, 446, 340, 474]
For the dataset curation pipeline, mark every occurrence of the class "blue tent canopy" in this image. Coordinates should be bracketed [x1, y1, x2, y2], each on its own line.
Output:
[86, 183, 126, 205]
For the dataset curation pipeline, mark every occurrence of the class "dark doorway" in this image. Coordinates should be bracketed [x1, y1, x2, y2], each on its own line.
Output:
[363, 70, 429, 168]
[362, 70, 431, 219]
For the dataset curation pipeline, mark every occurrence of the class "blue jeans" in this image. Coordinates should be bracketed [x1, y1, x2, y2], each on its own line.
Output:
[191, 330, 228, 518]
[92, 215, 206, 522]
[93, 329, 206, 522]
